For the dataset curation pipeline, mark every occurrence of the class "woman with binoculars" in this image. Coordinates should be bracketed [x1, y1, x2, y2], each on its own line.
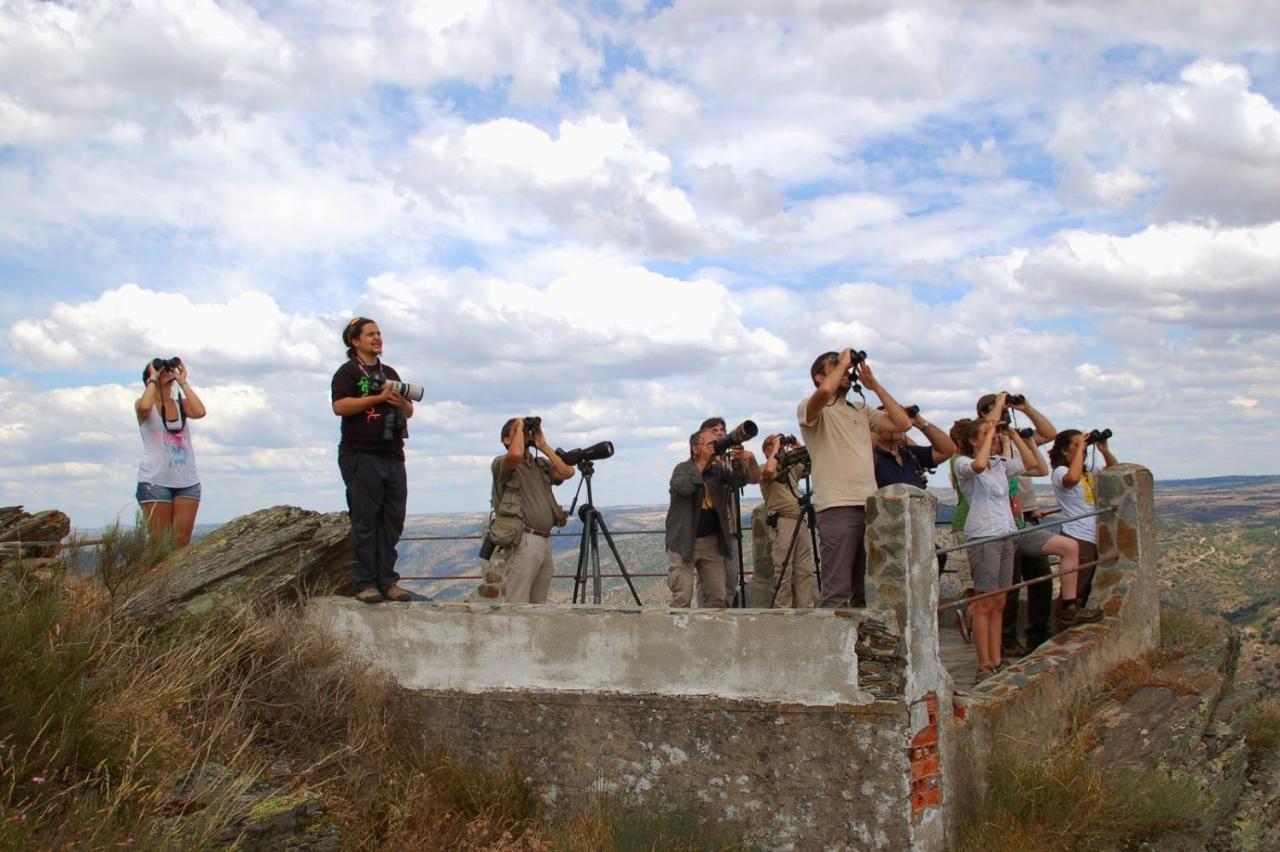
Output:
[134, 356, 207, 546]
[1050, 428, 1119, 607]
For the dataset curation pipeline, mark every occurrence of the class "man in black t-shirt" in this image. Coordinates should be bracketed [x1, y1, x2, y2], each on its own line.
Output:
[872, 409, 956, 490]
[331, 317, 416, 604]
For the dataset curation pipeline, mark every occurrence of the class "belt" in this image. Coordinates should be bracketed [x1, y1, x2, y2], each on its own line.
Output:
[524, 526, 551, 538]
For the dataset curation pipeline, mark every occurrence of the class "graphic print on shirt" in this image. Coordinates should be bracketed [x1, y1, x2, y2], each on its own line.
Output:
[356, 374, 381, 423]
[163, 428, 189, 471]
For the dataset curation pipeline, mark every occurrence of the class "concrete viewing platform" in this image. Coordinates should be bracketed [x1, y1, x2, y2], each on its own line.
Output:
[308, 465, 1159, 851]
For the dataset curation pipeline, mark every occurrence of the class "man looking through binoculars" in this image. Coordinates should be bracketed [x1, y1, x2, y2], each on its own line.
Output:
[761, 434, 816, 608]
[491, 417, 576, 604]
[799, 349, 911, 608]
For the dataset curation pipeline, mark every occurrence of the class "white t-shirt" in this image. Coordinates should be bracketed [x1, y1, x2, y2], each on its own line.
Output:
[1052, 464, 1098, 543]
[954, 454, 1025, 538]
[796, 396, 885, 511]
[137, 404, 200, 488]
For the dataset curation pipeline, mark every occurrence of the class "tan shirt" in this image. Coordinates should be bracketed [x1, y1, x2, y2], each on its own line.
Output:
[761, 463, 805, 519]
[796, 396, 884, 511]
[495, 456, 560, 532]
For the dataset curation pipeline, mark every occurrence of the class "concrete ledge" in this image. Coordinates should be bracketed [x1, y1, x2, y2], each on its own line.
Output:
[307, 599, 877, 706]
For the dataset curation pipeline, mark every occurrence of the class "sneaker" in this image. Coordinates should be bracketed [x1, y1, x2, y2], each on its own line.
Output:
[355, 588, 383, 604]
[383, 584, 412, 603]
[1060, 602, 1103, 625]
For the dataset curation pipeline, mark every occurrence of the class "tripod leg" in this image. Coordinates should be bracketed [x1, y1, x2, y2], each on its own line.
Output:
[770, 516, 806, 608]
[573, 513, 591, 604]
[807, 504, 822, 597]
[595, 513, 643, 606]
[588, 509, 604, 604]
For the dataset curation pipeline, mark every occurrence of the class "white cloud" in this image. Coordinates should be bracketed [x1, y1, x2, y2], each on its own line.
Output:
[977, 221, 1280, 329]
[397, 115, 718, 256]
[1049, 60, 1280, 223]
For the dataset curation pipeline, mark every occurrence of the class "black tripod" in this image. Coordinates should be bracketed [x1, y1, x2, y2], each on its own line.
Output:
[570, 460, 641, 605]
[769, 470, 822, 608]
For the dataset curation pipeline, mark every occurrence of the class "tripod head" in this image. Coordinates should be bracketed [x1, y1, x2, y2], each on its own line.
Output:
[577, 459, 595, 477]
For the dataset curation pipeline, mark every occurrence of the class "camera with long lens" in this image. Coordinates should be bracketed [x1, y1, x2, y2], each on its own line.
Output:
[779, 445, 810, 471]
[367, 374, 425, 402]
[555, 441, 614, 466]
[151, 356, 181, 372]
[712, 420, 758, 455]
[1086, 428, 1113, 445]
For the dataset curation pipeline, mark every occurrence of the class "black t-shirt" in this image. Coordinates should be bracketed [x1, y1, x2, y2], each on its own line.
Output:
[873, 444, 934, 489]
[331, 360, 405, 459]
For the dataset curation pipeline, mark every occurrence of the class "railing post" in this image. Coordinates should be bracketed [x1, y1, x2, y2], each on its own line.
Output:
[864, 484, 944, 701]
[1092, 464, 1159, 641]
[747, 504, 774, 607]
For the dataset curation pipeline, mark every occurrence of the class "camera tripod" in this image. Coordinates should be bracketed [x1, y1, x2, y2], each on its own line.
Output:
[570, 460, 641, 606]
[769, 470, 823, 608]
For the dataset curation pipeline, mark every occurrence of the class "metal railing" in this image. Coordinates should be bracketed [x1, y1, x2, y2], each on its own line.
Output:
[934, 507, 1115, 555]
[936, 555, 1119, 613]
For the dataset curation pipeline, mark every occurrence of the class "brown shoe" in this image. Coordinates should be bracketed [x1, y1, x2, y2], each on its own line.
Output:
[1059, 602, 1103, 626]
[355, 588, 383, 604]
[383, 584, 412, 603]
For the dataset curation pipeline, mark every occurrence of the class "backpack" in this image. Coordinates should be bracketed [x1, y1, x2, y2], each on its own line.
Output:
[486, 456, 568, 549]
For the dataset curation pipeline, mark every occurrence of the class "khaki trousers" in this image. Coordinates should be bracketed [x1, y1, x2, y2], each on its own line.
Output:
[771, 516, 817, 608]
[669, 535, 726, 608]
[504, 532, 554, 603]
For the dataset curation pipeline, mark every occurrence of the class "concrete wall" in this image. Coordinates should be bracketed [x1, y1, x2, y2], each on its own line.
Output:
[309, 601, 878, 706]
[307, 463, 1162, 850]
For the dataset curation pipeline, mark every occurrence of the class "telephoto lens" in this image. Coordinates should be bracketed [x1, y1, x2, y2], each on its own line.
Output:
[389, 381, 425, 402]
[712, 420, 758, 454]
[555, 442, 615, 466]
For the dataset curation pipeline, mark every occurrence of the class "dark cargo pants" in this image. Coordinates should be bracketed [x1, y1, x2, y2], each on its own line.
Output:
[338, 450, 407, 592]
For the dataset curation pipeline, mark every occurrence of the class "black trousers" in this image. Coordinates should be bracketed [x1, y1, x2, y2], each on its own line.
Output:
[1004, 515, 1053, 647]
[338, 450, 407, 592]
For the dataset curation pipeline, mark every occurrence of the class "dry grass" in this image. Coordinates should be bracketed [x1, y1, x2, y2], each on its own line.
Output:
[956, 739, 1205, 852]
[1242, 695, 1280, 752]
[1, 524, 740, 850]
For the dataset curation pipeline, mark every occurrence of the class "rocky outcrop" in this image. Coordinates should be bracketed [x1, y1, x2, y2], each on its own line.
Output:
[1085, 612, 1280, 849]
[122, 506, 352, 619]
[166, 763, 340, 850]
[0, 505, 71, 563]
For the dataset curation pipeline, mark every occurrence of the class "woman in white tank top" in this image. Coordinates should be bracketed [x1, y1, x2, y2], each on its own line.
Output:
[135, 357, 207, 546]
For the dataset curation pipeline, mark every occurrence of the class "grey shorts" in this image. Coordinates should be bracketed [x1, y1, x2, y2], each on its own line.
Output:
[1015, 527, 1055, 557]
[969, 538, 1016, 593]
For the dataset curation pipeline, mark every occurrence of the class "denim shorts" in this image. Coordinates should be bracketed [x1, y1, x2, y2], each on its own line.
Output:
[136, 481, 202, 504]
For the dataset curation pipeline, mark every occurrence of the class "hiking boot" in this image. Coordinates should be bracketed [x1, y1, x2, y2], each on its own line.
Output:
[1058, 601, 1103, 628]
[355, 588, 383, 604]
[383, 584, 412, 603]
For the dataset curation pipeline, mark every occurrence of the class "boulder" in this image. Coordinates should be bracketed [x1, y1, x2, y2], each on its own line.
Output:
[166, 762, 341, 850]
[0, 505, 71, 563]
[122, 506, 352, 619]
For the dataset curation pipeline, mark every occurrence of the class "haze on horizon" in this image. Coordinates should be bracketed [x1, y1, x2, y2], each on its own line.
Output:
[1, 1, 1278, 527]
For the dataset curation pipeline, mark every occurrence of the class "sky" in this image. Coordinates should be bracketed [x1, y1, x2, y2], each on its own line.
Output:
[1, 0, 1278, 529]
